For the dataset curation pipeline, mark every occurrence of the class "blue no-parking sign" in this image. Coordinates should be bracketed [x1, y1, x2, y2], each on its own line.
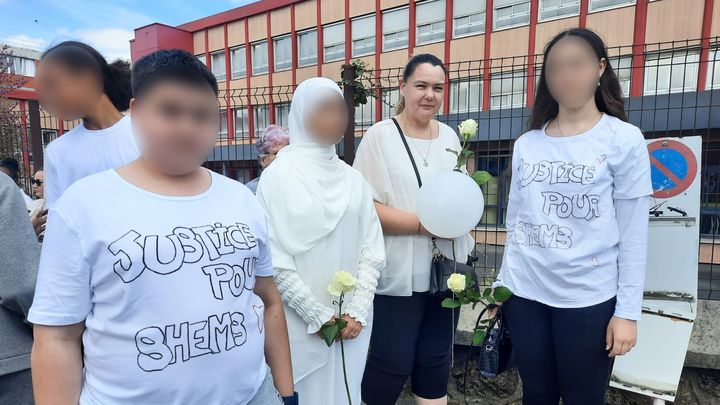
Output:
[647, 139, 698, 199]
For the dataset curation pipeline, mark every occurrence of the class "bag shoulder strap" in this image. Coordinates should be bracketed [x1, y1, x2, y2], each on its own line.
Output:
[391, 117, 422, 188]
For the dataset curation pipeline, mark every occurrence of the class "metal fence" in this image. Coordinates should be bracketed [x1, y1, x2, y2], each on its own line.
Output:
[3, 37, 718, 299]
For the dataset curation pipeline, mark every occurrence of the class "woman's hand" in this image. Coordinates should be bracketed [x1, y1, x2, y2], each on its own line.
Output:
[316, 315, 337, 340]
[606, 316, 637, 357]
[340, 314, 362, 340]
[31, 208, 48, 237]
[487, 302, 503, 320]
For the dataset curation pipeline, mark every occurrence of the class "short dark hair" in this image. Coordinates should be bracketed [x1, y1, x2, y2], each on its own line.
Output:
[43, 41, 132, 111]
[131, 49, 219, 99]
[0, 157, 20, 183]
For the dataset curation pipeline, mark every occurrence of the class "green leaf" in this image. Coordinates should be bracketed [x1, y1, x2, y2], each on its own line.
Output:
[441, 298, 462, 309]
[445, 148, 460, 156]
[471, 171, 492, 187]
[487, 297, 496, 305]
[472, 329, 486, 345]
[465, 272, 475, 288]
[335, 318, 348, 331]
[319, 324, 339, 347]
[482, 288, 492, 298]
[493, 286, 513, 302]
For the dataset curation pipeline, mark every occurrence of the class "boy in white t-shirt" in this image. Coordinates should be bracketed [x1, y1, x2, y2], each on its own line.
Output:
[29, 50, 296, 405]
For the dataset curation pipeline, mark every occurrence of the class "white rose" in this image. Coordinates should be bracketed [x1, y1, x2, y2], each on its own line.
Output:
[458, 119, 478, 141]
[327, 271, 357, 296]
[447, 273, 466, 294]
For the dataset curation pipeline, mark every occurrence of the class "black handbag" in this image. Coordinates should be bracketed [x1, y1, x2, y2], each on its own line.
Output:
[391, 117, 479, 298]
[463, 305, 514, 390]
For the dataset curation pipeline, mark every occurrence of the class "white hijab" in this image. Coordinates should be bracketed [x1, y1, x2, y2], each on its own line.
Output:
[257, 77, 353, 256]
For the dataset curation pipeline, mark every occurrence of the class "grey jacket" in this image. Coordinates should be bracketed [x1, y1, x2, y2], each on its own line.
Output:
[0, 172, 40, 376]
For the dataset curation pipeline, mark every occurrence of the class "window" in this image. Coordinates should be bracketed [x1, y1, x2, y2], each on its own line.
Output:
[4, 56, 36, 77]
[589, 0, 635, 12]
[450, 78, 482, 114]
[323, 23, 345, 62]
[706, 49, 720, 90]
[416, 0, 446, 45]
[254, 105, 270, 135]
[211, 51, 226, 81]
[352, 15, 375, 57]
[381, 88, 400, 119]
[234, 108, 250, 140]
[298, 29, 318, 67]
[539, 0, 580, 21]
[383, 7, 409, 51]
[230, 46, 246, 79]
[355, 103, 374, 129]
[453, 0, 485, 37]
[219, 110, 229, 140]
[644, 49, 700, 95]
[275, 103, 290, 127]
[197, 55, 206, 66]
[490, 71, 526, 110]
[251, 41, 269, 75]
[273, 36, 292, 71]
[494, 0, 531, 30]
[608, 55, 632, 97]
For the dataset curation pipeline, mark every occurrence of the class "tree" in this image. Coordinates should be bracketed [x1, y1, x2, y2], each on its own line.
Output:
[0, 44, 29, 168]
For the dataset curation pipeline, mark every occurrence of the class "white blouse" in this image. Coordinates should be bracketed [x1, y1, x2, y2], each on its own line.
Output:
[354, 118, 475, 296]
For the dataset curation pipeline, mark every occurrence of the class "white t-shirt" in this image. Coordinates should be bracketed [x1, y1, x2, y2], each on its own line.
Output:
[29, 169, 272, 405]
[354, 118, 475, 296]
[497, 114, 653, 318]
[44, 115, 139, 207]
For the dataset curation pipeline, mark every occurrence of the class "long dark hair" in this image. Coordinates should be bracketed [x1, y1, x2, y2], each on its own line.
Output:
[530, 28, 626, 130]
[42, 41, 132, 111]
[396, 53, 447, 114]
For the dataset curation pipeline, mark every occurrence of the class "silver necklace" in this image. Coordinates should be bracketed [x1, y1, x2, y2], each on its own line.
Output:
[407, 123, 434, 167]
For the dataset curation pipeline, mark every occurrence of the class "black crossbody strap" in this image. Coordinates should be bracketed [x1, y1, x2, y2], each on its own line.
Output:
[392, 117, 422, 188]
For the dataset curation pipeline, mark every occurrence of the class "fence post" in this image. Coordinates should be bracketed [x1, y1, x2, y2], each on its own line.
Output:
[341, 64, 356, 164]
[28, 99, 43, 169]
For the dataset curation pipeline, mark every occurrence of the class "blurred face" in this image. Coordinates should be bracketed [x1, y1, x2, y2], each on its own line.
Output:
[130, 80, 220, 176]
[305, 92, 348, 145]
[36, 59, 104, 121]
[544, 36, 605, 110]
[33, 170, 44, 199]
[260, 142, 288, 168]
[399, 63, 445, 122]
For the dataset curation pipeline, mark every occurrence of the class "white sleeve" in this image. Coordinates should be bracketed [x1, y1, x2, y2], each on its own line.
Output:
[43, 147, 62, 208]
[28, 208, 91, 325]
[495, 142, 522, 288]
[353, 126, 393, 204]
[271, 241, 336, 334]
[613, 196, 650, 320]
[613, 128, 653, 200]
[345, 184, 385, 326]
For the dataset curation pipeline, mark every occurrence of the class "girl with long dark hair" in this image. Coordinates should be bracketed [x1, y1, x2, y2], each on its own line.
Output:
[495, 28, 652, 404]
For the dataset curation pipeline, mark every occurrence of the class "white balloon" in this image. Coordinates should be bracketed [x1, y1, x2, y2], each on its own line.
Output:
[417, 171, 485, 239]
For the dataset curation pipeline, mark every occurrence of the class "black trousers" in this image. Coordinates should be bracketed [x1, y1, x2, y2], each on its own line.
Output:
[502, 294, 616, 405]
[361, 292, 459, 404]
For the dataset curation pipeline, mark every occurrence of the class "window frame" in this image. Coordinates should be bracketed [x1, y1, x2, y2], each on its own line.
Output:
[588, 0, 636, 13]
[453, 0, 486, 39]
[297, 29, 319, 68]
[210, 51, 226, 82]
[538, 0, 581, 22]
[273, 35, 292, 72]
[234, 108, 250, 140]
[489, 70, 527, 110]
[230, 46, 247, 79]
[643, 49, 700, 96]
[251, 40, 269, 76]
[323, 22, 345, 63]
[416, 0, 446, 46]
[450, 78, 483, 114]
[493, 0, 531, 31]
[351, 14, 376, 58]
[382, 6, 409, 52]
